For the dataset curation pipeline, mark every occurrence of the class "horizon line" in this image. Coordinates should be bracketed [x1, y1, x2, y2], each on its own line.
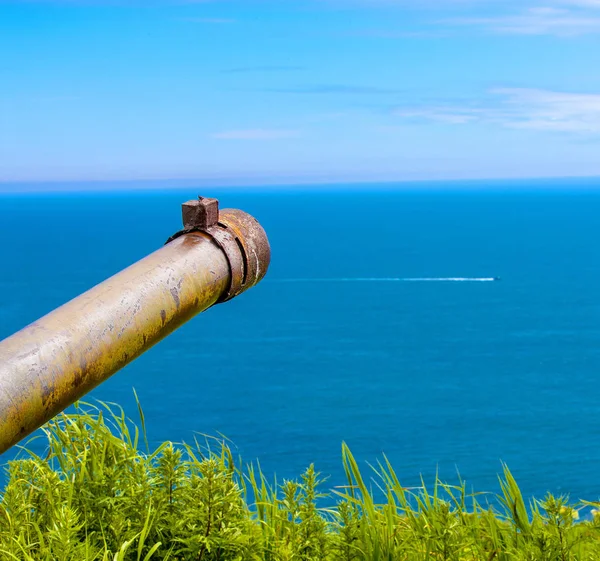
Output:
[1, 173, 600, 194]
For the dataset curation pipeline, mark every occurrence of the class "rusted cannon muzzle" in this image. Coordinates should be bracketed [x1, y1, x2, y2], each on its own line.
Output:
[166, 198, 270, 302]
[218, 209, 271, 298]
[0, 197, 270, 454]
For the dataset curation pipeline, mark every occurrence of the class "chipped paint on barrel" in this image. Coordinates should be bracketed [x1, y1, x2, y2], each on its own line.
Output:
[0, 231, 231, 453]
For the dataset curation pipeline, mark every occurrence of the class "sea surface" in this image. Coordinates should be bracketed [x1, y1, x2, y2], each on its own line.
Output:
[1, 180, 600, 504]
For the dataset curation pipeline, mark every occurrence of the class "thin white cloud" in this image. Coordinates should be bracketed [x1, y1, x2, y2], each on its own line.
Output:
[318, 0, 600, 9]
[211, 129, 301, 140]
[493, 88, 600, 132]
[444, 5, 600, 35]
[394, 107, 482, 124]
[315, 0, 515, 6]
[326, 0, 600, 38]
[560, 0, 600, 6]
[394, 88, 600, 133]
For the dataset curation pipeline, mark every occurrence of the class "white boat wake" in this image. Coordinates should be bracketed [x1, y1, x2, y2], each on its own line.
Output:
[271, 277, 497, 283]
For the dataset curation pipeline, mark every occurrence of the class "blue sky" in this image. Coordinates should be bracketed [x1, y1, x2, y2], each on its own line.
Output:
[1, 0, 600, 186]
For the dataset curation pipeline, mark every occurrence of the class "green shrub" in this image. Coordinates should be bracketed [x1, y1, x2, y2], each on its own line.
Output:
[0, 402, 598, 560]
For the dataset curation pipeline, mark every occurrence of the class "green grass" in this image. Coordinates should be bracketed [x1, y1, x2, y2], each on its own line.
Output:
[1, 401, 599, 560]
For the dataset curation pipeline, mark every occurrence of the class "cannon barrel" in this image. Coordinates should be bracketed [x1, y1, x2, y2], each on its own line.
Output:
[0, 197, 270, 454]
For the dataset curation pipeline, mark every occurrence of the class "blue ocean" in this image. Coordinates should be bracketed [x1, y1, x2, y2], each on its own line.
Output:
[1, 180, 600, 503]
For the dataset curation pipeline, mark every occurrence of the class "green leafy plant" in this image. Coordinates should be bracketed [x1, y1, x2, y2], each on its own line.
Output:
[0, 402, 598, 561]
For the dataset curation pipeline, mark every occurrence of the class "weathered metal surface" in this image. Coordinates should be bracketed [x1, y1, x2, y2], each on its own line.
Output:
[218, 209, 270, 299]
[182, 197, 219, 230]
[0, 202, 270, 454]
[166, 201, 270, 302]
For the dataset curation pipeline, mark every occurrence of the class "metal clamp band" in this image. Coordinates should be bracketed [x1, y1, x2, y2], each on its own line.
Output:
[165, 197, 248, 302]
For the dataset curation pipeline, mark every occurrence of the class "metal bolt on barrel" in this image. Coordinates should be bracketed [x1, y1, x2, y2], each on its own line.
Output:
[0, 197, 270, 454]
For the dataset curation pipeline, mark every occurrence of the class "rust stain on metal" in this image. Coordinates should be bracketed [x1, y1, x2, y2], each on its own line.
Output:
[170, 287, 181, 308]
[41, 379, 55, 408]
[71, 371, 83, 390]
[0, 198, 270, 455]
[216, 210, 270, 299]
[182, 197, 219, 230]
